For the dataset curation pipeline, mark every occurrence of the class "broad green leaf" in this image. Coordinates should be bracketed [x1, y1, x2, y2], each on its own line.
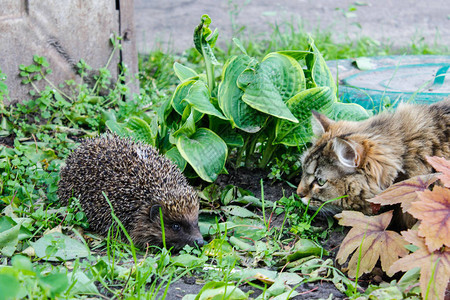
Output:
[222, 205, 260, 218]
[105, 120, 130, 137]
[0, 222, 21, 256]
[39, 272, 69, 298]
[67, 271, 99, 295]
[285, 239, 328, 262]
[172, 80, 201, 119]
[173, 62, 198, 81]
[176, 128, 227, 182]
[306, 38, 337, 95]
[171, 254, 208, 267]
[331, 102, 371, 121]
[193, 281, 248, 300]
[275, 87, 334, 146]
[229, 236, 255, 251]
[127, 116, 155, 146]
[353, 57, 376, 70]
[193, 15, 219, 66]
[172, 107, 197, 138]
[165, 147, 187, 172]
[276, 50, 311, 61]
[0, 273, 20, 299]
[238, 52, 305, 122]
[184, 81, 226, 119]
[31, 232, 89, 261]
[218, 55, 266, 133]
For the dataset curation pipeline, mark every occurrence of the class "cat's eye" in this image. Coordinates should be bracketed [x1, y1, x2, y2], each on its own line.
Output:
[316, 178, 327, 187]
[172, 223, 181, 231]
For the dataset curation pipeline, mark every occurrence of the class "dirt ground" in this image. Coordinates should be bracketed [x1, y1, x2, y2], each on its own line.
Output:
[134, 0, 450, 54]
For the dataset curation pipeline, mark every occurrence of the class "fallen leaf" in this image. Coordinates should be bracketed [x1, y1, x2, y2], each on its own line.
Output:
[367, 174, 438, 211]
[426, 156, 450, 187]
[389, 230, 450, 300]
[408, 186, 450, 251]
[335, 210, 408, 277]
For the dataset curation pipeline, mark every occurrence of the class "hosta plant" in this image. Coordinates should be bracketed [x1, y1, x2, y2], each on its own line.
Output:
[107, 15, 370, 182]
[336, 156, 450, 300]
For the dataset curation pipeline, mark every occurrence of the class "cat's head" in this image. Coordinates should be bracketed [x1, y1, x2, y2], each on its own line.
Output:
[297, 111, 391, 216]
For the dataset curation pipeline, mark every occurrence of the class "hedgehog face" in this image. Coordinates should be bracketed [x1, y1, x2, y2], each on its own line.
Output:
[131, 204, 204, 251]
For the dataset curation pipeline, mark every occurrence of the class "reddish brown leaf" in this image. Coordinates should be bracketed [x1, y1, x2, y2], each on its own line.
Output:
[426, 156, 450, 187]
[335, 210, 408, 277]
[367, 174, 438, 212]
[389, 230, 450, 300]
[408, 186, 450, 252]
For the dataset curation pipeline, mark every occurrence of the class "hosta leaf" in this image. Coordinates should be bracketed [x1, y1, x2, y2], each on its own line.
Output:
[274, 87, 334, 146]
[165, 147, 187, 172]
[335, 210, 408, 277]
[306, 38, 337, 95]
[193, 15, 219, 66]
[330, 102, 371, 121]
[127, 116, 155, 146]
[184, 81, 226, 119]
[173, 62, 198, 81]
[368, 174, 439, 211]
[171, 80, 203, 122]
[389, 230, 450, 300]
[176, 128, 227, 182]
[409, 186, 450, 251]
[276, 50, 311, 61]
[218, 55, 266, 133]
[426, 156, 450, 187]
[237, 52, 305, 122]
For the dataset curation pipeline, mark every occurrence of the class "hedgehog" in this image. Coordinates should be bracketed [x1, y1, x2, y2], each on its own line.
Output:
[58, 134, 204, 250]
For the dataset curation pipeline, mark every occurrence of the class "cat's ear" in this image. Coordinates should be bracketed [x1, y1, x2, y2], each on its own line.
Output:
[311, 111, 334, 136]
[333, 137, 363, 168]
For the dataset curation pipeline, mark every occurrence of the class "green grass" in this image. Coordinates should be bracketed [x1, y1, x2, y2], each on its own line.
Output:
[0, 19, 445, 299]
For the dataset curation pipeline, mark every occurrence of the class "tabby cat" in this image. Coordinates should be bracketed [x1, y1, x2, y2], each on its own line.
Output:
[297, 99, 450, 218]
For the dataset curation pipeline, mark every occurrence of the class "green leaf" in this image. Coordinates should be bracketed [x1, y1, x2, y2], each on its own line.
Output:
[285, 239, 328, 262]
[171, 254, 208, 268]
[0, 273, 20, 300]
[222, 205, 260, 218]
[67, 271, 99, 295]
[306, 38, 337, 95]
[329, 102, 371, 121]
[353, 57, 376, 70]
[184, 81, 226, 119]
[238, 52, 306, 122]
[192, 281, 248, 300]
[0, 222, 21, 256]
[218, 55, 266, 133]
[173, 62, 198, 81]
[275, 87, 334, 146]
[127, 116, 155, 146]
[172, 107, 197, 138]
[232, 38, 248, 55]
[31, 232, 89, 261]
[176, 128, 227, 182]
[105, 120, 130, 136]
[193, 15, 219, 66]
[39, 271, 69, 298]
[165, 147, 187, 172]
[172, 80, 196, 115]
[276, 50, 311, 61]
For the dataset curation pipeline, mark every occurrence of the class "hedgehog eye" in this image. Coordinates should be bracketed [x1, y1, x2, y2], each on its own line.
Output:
[316, 177, 327, 187]
[172, 223, 181, 231]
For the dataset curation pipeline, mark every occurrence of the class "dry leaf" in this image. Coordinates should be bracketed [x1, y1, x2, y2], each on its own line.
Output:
[389, 230, 450, 300]
[408, 186, 450, 252]
[426, 156, 450, 187]
[367, 174, 438, 211]
[335, 210, 408, 277]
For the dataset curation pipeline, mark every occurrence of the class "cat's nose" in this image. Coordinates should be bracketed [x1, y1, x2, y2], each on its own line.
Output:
[297, 185, 306, 198]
